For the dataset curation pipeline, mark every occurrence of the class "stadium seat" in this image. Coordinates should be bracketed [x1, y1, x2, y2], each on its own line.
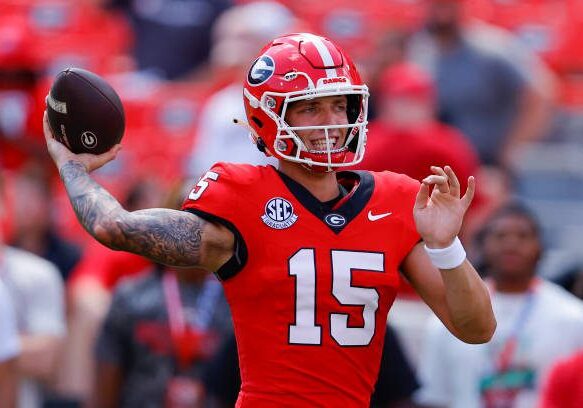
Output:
[470, 0, 583, 72]
[0, 0, 133, 73]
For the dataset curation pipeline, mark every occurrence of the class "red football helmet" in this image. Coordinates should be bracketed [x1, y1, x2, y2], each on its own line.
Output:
[242, 33, 369, 171]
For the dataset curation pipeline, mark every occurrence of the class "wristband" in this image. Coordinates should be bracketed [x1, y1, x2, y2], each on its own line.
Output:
[424, 237, 466, 269]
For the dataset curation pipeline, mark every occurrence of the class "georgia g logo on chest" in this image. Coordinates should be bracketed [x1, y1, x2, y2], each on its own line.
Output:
[261, 197, 299, 229]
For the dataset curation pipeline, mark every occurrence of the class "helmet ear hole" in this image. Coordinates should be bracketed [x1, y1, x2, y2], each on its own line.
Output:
[251, 116, 263, 128]
[346, 95, 361, 124]
[256, 137, 267, 153]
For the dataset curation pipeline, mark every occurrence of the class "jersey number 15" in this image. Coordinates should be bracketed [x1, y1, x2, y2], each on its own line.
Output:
[289, 249, 384, 347]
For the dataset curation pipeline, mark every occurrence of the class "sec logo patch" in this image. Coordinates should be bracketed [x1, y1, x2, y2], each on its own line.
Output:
[262, 197, 298, 229]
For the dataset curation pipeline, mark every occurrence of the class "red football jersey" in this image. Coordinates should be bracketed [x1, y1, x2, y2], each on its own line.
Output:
[182, 163, 420, 407]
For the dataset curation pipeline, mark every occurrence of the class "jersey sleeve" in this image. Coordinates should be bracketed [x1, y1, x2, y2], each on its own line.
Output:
[370, 170, 421, 269]
[181, 162, 249, 281]
[182, 163, 240, 219]
[380, 172, 421, 258]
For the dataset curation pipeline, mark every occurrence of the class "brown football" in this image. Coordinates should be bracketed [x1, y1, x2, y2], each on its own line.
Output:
[46, 67, 125, 154]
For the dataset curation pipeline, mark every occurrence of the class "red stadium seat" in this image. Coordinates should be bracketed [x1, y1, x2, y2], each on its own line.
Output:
[0, 0, 133, 73]
[265, 0, 425, 60]
[470, 0, 583, 72]
[114, 78, 209, 185]
[0, 1, 134, 170]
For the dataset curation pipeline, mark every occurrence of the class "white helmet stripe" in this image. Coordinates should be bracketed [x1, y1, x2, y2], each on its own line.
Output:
[303, 33, 337, 78]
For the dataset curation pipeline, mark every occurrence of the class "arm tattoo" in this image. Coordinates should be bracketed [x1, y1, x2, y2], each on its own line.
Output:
[112, 208, 205, 267]
[60, 161, 121, 236]
[59, 160, 206, 267]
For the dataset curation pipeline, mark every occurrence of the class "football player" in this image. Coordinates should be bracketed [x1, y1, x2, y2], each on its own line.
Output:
[44, 33, 495, 407]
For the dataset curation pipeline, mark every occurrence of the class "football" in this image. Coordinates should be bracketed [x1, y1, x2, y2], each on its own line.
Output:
[46, 67, 125, 154]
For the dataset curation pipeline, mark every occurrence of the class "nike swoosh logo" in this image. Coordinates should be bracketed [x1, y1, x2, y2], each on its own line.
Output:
[368, 211, 392, 221]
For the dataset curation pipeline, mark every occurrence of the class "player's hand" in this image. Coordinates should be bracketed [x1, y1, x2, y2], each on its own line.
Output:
[413, 165, 475, 248]
[43, 111, 121, 173]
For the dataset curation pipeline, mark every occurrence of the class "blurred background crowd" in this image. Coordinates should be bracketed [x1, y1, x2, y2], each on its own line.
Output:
[1, 0, 583, 407]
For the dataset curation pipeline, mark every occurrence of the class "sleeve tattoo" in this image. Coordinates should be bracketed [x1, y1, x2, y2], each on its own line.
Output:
[60, 160, 205, 266]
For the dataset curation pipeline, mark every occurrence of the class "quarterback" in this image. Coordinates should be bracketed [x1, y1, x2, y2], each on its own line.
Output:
[44, 33, 495, 407]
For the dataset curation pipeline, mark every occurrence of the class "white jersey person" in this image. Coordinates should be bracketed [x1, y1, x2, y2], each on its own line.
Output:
[415, 202, 583, 408]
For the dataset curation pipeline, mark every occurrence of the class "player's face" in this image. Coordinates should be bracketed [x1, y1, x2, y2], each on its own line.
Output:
[285, 95, 349, 152]
[482, 214, 541, 281]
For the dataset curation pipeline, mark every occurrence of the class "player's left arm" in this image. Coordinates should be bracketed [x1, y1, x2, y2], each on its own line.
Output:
[401, 166, 496, 344]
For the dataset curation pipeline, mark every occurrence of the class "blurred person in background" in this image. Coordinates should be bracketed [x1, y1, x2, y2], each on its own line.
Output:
[187, 1, 297, 178]
[0, 170, 67, 408]
[357, 60, 513, 251]
[357, 62, 479, 205]
[363, 30, 412, 118]
[8, 162, 81, 282]
[93, 265, 231, 408]
[538, 347, 583, 408]
[407, 0, 553, 168]
[104, 0, 233, 80]
[415, 202, 583, 408]
[0, 271, 21, 408]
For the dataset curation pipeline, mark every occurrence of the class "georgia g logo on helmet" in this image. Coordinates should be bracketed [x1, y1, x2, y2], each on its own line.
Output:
[247, 55, 275, 86]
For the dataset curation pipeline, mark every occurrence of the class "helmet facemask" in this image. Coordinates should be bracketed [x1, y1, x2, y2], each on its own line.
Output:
[259, 85, 369, 172]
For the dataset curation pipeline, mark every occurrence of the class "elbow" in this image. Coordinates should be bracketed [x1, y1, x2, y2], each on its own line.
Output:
[457, 317, 497, 344]
[93, 217, 125, 250]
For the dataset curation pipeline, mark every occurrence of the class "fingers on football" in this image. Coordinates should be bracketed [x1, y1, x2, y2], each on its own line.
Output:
[461, 176, 476, 209]
[43, 111, 54, 143]
[108, 144, 122, 160]
[92, 144, 122, 167]
[414, 182, 430, 209]
[444, 166, 460, 198]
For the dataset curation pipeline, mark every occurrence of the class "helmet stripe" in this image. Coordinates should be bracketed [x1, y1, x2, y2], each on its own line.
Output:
[302, 33, 338, 78]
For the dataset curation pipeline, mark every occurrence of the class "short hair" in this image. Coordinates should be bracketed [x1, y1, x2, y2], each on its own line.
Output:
[473, 201, 542, 277]
[478, 200, 541, 241]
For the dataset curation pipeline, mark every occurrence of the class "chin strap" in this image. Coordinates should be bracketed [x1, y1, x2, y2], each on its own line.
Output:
[300, 162, 335, 173]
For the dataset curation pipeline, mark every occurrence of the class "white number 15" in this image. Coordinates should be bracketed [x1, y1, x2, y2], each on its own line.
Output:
[289, 249, 384, 347]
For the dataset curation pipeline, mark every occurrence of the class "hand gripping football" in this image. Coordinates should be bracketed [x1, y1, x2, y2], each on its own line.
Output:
[46, 67, 125, 154]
